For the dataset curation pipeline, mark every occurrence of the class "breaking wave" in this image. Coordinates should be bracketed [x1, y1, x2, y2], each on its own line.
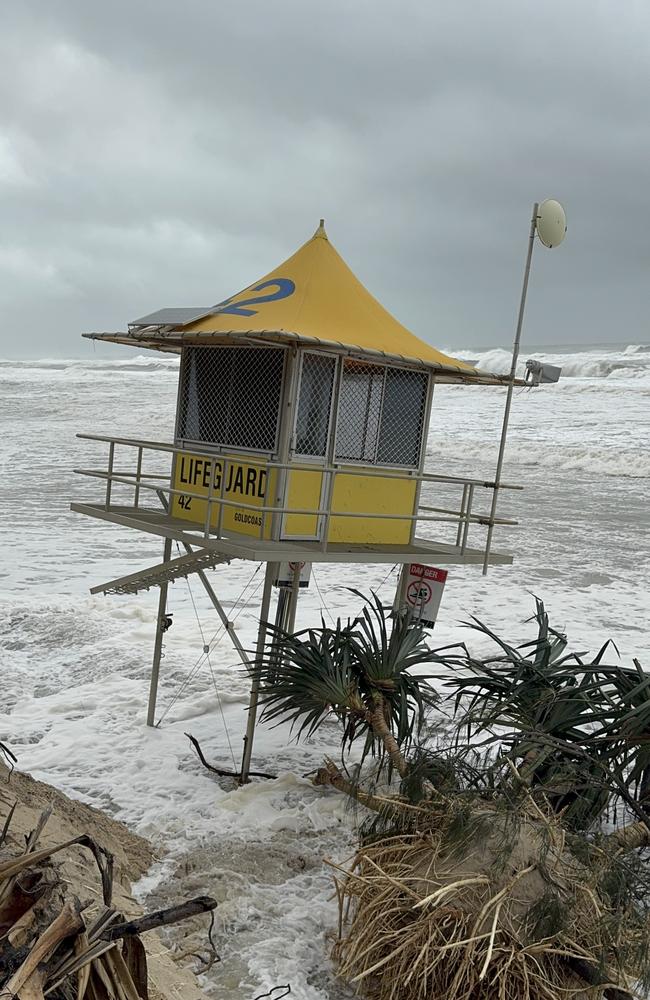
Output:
[443, 344, 650, 380]
[432, 438, 650, 480]
[3, 345, 650, 381]
[0, 356, 179, 373]
[624, 343, 650, 354]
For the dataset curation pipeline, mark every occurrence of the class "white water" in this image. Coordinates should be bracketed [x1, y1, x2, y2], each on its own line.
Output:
[1, 342, 649, 997]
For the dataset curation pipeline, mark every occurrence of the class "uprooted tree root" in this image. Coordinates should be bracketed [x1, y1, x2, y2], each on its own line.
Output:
[326, 792, 650, 1000]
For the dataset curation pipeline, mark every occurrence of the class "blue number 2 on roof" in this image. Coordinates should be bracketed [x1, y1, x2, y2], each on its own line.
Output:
[213, 278, 295, 317]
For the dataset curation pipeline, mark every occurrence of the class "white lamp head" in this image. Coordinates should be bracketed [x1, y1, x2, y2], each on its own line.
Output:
[536, 199, 567, 248]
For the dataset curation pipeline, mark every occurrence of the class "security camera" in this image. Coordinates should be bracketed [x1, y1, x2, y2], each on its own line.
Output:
[525, 359, 562, 386]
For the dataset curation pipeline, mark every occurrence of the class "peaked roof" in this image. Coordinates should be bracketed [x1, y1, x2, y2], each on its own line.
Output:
[84, 223, 514, 383]
[175, 222, 471, 372]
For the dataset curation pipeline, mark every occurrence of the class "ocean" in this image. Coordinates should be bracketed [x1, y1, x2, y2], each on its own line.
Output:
[1, 342, 649, 998]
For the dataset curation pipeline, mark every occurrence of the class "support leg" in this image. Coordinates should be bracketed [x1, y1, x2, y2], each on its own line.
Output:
[240, 562, 276, 783]
[146, 537, 173, 727]
[285, 562, 302, 635]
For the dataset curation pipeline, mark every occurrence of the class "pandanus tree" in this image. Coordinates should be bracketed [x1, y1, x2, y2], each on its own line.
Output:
[253, 591, 439, 782]
[254, 593, 650, 1000]
[440, 598, 650, 837]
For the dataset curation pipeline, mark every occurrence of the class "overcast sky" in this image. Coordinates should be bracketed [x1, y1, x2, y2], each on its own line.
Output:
[1, 1, 649, 358]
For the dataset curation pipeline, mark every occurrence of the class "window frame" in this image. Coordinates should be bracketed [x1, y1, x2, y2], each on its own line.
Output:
[332, 357, 430, 471]
[291, 349, 340, 464]
[174, 344, 288, 457]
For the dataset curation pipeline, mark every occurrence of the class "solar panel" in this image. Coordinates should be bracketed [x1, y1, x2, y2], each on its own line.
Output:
[129, 307, 212, 328]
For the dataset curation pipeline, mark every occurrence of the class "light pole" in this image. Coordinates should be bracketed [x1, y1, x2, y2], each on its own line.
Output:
[482, 199, 567, 575]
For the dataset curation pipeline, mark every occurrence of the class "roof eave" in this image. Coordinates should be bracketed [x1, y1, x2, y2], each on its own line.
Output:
[82, 329, 521, 386]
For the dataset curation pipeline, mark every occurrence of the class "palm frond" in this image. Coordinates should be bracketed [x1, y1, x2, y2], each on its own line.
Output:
[251, 618, 364, 740]
[433, 599, 650, 828]
[252, 592, 440, 769]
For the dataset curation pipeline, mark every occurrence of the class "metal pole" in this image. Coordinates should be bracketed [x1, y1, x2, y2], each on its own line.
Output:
[461, 484, 474, 555]
[285, 562, 302, 635]
[146, 536, 173, 726]
[216, 457, 227, 539]
[482, 202, 538, 575]
[105, 442, 115, 510]
[455, 483, 469, 547]
[240, 561, 276, 783]
[392, 564, 408, 617]
[134, 446, 143, 509]
[265, 564, 302, 685]
[204, 459, 215, 539]
[321, 469, 335, 551]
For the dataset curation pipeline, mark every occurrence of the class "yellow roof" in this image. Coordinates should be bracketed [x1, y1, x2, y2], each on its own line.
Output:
[182, 222, 472, 372]
[86, 224, 522, 382]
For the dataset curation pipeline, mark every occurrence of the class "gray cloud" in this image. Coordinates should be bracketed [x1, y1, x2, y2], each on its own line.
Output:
[1, 0, 649, 357]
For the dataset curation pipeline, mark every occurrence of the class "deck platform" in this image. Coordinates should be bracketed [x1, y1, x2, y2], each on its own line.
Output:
[71, 502, 513, 567]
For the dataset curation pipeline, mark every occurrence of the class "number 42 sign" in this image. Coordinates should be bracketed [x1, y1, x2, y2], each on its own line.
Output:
[404, 564, 448, 628]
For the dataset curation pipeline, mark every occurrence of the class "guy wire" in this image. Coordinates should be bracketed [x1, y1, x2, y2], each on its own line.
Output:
[155, 559, 261, 727]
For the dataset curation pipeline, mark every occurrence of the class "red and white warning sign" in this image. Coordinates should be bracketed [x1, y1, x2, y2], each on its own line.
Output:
[405, 564, 447, 627]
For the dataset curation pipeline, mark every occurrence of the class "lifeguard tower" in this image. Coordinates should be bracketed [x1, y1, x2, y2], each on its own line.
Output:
[72, 219, 538, 779]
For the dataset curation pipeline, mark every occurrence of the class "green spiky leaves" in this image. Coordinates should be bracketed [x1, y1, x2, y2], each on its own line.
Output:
[251, 592, 439, 771]
[436, 598, 650, 830]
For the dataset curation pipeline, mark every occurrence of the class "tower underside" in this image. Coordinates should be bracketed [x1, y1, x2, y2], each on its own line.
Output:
[71, 501, 513, 571]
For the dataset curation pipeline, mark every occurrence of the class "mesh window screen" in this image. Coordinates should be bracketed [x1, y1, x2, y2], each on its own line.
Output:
[294, 353, 336, 456]
[335, 360, 429, 467]
[178, 346, 285, 451]
[335, 362, 384, 461]
[377, 368, 429, 466]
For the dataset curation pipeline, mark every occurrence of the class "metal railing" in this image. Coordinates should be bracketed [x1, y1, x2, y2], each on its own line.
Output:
[73, 433, 522, 556]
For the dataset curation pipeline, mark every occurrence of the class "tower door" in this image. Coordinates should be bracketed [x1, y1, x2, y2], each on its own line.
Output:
[280, 466, 328, 541]
[280, 351, 337, 541]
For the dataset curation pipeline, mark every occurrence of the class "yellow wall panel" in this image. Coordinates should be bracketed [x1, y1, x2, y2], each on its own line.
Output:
[169, 452, 417, 546]
[328, 473, 416, 545]
[170, 451, 274, 540]
[282, 469, 323, 538]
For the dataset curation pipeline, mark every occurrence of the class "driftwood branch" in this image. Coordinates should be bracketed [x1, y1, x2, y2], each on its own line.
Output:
[185, 733, 276, 780]
[0, 741, 17, 773]
[103, 896, 218, 940]
[0, 800, 17, 848]
[1, 796, 219, 1000]
[24, 808, 52, 853]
